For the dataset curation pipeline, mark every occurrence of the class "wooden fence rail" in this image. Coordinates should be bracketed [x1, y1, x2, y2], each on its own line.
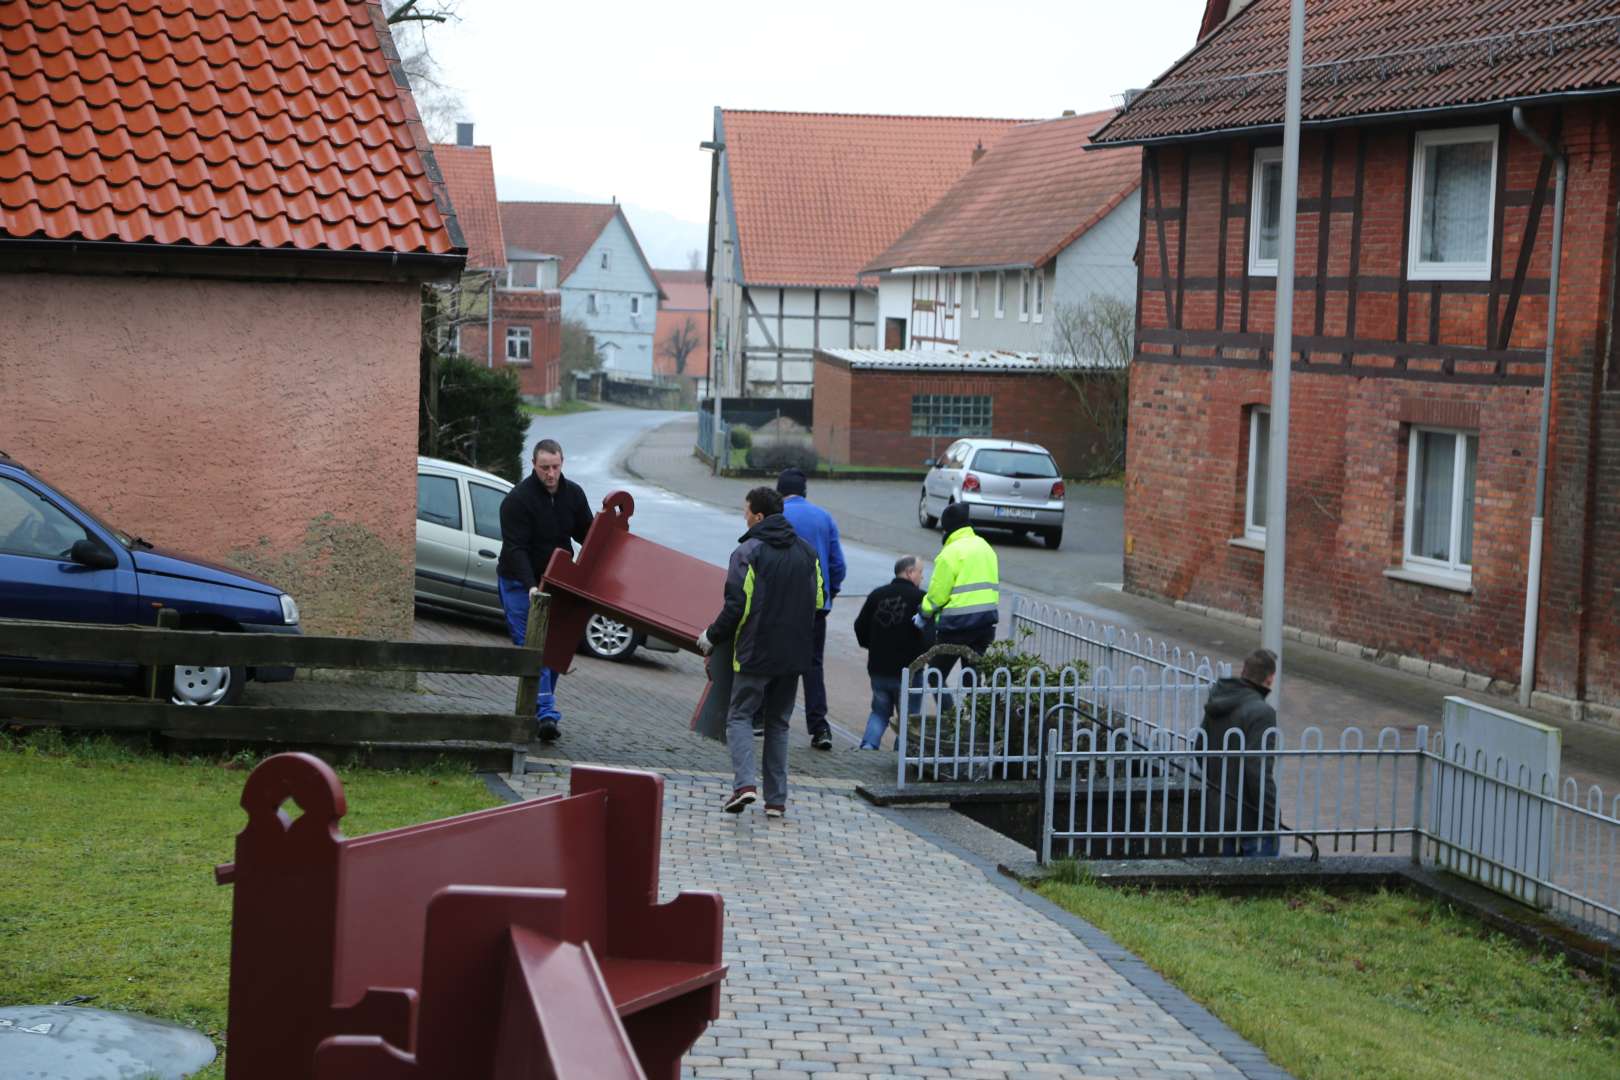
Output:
[0, 598, 554, 774]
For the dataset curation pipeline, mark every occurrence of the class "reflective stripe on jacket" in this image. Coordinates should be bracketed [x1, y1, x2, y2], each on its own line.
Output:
[921, 526, 999, 633]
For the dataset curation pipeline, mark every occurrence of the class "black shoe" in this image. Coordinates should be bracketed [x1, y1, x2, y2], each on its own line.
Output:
[723, 787, 758, 814]
[536, 719, 561, 743]
[811, 731, 832, 751]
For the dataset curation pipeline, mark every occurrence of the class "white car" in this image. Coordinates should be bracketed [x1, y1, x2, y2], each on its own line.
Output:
[918, 438, 1066, 549]
[414, 456, 672, 661]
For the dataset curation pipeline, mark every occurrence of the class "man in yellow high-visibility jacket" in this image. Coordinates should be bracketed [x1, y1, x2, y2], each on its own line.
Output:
[914, 502, 1000, 659]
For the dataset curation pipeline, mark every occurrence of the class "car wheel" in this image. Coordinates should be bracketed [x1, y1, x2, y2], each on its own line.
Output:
[1042, 528, 1063, 550]
[917, 489, 937, 529]
[580, 614, 638, 661]
[170, 663, 246, 707]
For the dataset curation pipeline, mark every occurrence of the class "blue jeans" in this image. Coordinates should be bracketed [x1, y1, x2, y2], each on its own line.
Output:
[497, 575, 560, 723]
[861, 674, 915, 749]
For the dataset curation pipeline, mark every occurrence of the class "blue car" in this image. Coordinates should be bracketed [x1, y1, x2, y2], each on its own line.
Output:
[0, 451, 302, 706]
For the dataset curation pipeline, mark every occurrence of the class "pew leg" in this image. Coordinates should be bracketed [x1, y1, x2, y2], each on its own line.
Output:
[620, 993, 714, 1080]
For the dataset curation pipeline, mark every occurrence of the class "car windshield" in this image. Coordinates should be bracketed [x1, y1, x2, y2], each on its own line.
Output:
[970, 449, 1058, 479]
[21, 464, 137, 548]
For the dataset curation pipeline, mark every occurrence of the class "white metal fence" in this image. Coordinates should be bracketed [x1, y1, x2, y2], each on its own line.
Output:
[1010, 595, 1230, 685]
[1041, 724, 1620, 937]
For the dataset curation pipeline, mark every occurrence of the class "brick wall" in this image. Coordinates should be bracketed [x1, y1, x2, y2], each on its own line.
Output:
[1125, 101, 1619, 707]
[458, 289, 562, 399]
[812, 354, 1119, 474]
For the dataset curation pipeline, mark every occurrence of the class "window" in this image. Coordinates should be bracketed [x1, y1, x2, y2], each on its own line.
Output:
[1409, 126, 1498, 281]
[911, 394, 993, 437]
[995, 271, 1005, 318]
[969, 448, 1057, 478]
[1404, 428, 1478, 581]
[971, 272, 981, 318]
[587, 293, 599, 316]
[1019, 271, 1030, 321]
[469, 483, 505, 542]
[0, 476, 90, 559]
[1245, 408, 1270, 541]
[1033, 269, 1045, 323]
[1248, 146, 1283, 276]
[629, 296, 641, 316]
[416, 474, 461, 530]
[600, 249, 612, 270]
[505, 326, 532, 362]
[506, 260, 540, 289]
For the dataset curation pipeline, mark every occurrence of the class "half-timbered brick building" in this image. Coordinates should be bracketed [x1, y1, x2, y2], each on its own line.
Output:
[1093, 0, 1620, 722]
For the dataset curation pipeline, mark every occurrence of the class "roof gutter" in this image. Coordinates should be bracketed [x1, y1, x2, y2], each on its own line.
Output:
[1511, 106, 1566, 710]
[0, 236, 466, 279]
[1087, 86, 1620, 149]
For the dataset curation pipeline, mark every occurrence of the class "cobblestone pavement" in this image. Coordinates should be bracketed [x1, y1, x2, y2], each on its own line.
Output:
[507, 765, 1271, 1080]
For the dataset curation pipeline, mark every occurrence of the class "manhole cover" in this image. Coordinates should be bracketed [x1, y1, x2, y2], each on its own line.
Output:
[0, 1006, 215, 1079]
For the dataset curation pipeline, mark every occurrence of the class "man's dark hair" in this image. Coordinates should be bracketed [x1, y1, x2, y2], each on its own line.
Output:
[746, 487, 783, 517]
[533, 439, 563, 460]
[894, 555, 918, 577]
[1242, 648, 1278, 686]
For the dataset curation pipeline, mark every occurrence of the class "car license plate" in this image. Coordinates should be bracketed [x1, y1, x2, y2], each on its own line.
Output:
[993, 506, 1036, 520]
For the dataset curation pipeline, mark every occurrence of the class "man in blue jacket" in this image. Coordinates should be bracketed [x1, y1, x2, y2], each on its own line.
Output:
[777, 468, 846, 750]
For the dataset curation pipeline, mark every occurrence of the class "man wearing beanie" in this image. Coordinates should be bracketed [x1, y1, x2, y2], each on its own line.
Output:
[776, 467, 846, 750]
[916, 501, 1000, 681]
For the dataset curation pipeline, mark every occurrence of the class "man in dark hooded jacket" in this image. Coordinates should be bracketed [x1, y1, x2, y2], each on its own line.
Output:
[1198, 648, 1280, 856]
[696, 487, 823, 817]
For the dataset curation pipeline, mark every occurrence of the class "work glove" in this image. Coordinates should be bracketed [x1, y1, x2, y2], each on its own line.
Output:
[911, 612, 928, 631]
[695, 629, 713, 655]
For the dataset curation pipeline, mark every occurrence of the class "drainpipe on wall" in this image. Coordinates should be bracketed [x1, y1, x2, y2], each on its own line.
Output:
[1511, 107, 1567, 708]
[487, 271, 495, 369]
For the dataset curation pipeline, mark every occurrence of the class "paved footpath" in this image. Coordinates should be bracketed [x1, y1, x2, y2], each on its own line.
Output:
[508, 764, 1280, 1080]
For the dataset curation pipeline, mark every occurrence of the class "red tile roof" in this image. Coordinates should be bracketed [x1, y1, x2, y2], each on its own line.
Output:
[655, 268, 707, 310]
[432, 143, 505, 271]
[0, 0, 459, 257]
[719, 110, 1027, 288]
[1095, 0, 1620, 146]
[864, 110, 1139, 273]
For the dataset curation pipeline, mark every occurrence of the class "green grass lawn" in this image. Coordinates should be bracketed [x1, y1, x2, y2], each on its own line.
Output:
[1039, 873, 1620, 1080]
[0, 734, 504, 1077]
[521, 399, 596, 417]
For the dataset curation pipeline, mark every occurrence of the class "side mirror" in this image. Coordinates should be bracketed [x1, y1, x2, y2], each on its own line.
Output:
[70, 538, 118, 570]
[923, 458, 936, 468]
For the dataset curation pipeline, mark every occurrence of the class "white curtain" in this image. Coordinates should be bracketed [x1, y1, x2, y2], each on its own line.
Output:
[1414, 431, 1457, 562]
[1421, 141, 1492, 264]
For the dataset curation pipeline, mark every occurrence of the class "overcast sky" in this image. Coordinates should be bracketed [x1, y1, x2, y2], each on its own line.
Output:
[420, 0, 1208, 263]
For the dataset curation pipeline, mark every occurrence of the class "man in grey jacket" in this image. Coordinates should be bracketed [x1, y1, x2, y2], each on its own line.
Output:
[1198, 648, 1280, 856]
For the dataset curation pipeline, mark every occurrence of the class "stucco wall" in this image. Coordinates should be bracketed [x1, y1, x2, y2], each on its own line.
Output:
[2, 272, 421, 642]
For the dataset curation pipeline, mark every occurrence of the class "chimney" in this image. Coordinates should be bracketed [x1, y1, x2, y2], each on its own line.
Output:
[971, 140, 986, 165]
[1061, 109, 1076, 117]
[455, 122, 474, 147]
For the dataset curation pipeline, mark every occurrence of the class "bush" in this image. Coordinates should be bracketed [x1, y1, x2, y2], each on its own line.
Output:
[746, 442, 818, 472]
[424, 355, 526, 482]
[729, 425, 753, 450]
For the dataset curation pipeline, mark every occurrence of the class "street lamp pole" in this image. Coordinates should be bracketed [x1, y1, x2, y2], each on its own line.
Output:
[1261, 0, 1306, 711]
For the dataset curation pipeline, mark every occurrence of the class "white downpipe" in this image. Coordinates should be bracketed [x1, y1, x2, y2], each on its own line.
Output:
[1511, 107, 1566, 708]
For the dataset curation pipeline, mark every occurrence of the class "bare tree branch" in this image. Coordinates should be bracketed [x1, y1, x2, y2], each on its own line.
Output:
[386, 0, 449, 25]
[659, 316, 702, 375]
[1046, 295, 1134, 478]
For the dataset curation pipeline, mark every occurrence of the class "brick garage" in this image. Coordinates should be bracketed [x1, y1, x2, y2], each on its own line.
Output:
[1094, 2, 1620, 717]
[812, 349, 1121, 474]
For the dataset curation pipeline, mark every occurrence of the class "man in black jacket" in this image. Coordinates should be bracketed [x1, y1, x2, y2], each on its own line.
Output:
[696, 487, 822, 817]
[497, 438, 592, 742]
[853, 554, 927, 750]
[1198, 648, 1280, 856]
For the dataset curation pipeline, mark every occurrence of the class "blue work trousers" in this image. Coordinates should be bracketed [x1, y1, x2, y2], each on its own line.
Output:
[497, 575, 561, 723]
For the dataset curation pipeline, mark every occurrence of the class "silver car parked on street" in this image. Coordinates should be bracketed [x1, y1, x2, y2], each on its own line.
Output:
[414, 456, 670, 661]
[918, 438, 1066, 548]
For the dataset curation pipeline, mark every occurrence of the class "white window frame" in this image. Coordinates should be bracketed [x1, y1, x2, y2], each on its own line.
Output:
[629, 295, 641, 316]
[994, 271, 1005, 318]
[1018, 270, 1030, 322]
[1245, 408, 1269, 542]
[1402, 426, 1477, 584]
[505, 260, 542, 290]
[1033, 268, 1045, 323]
[505, 325, 532, 363]
[971, 272, 981, 318]
[1407, 125, 1499, 283]
[587, 292, 600, 316]
[1248, 146, 1283, 277]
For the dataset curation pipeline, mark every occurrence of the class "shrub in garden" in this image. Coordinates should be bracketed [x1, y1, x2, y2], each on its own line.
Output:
[729, 424, 753, 450]
[746, 441, 818, 472]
